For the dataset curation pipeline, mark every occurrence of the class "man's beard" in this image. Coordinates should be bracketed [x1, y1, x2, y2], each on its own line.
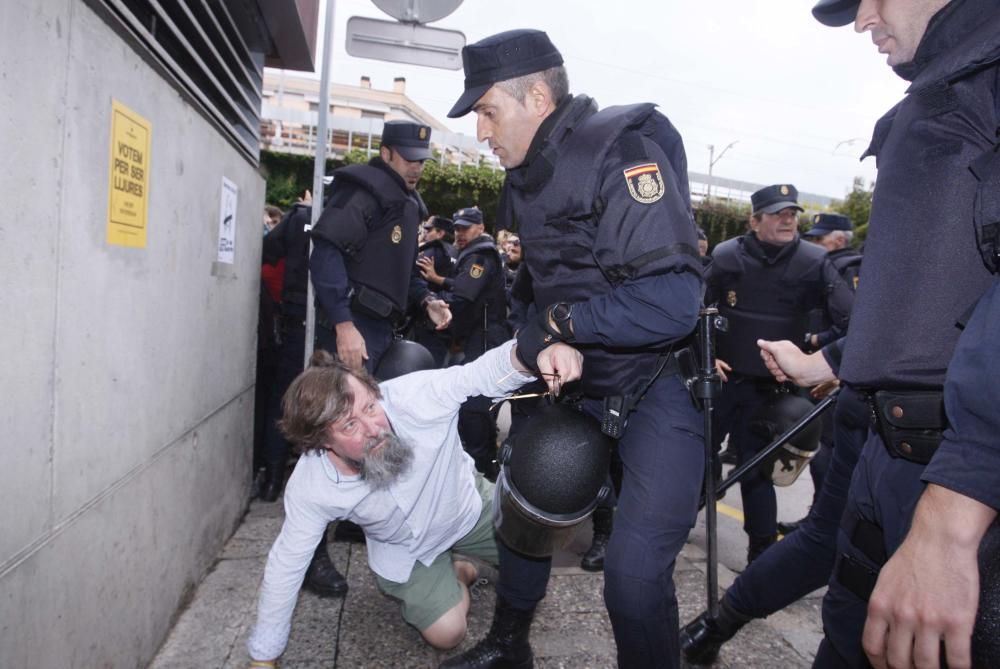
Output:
[355, 430, 413, 491]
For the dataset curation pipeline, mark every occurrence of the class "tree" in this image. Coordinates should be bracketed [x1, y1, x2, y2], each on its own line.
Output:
[831, 176, 874, 244]
[261, 149, 507, 232]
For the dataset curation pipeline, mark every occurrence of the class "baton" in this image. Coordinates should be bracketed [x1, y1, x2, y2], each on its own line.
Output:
[715, 388, 839, 497]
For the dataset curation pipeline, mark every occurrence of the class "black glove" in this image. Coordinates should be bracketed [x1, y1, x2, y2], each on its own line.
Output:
[515, 303, 574, 372]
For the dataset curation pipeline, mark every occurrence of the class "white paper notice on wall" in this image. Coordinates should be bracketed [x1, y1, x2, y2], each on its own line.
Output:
[217, 176, 238, 264]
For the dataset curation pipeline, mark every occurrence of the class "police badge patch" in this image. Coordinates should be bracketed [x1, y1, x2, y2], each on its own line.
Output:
[470, 263, 484, 279]
[727, 290, 737, 307]
[391, 225, 402, 244]
[623, 163, 665, 204]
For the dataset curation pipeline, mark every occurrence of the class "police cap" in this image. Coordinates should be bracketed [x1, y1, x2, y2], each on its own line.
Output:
[380, 120, 433, 161]
[448, 29, 564, 118]
[427, 216, 454, 234]
[751, 184, 804, 216]
[804, 213, 853, 237]
[812, 0, 859, 27]
[453, 206, 484, 227]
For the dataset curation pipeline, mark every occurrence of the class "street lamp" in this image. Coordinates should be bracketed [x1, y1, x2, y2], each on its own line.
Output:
[707, 141, 738, 200]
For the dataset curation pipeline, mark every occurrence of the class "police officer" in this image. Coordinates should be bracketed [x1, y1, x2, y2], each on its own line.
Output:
[803, 213, 862, 290]
[414, 215, 457, 366]
[777, 212, 863, 535]
[442, 29, 704, 669]
[762, 2, 1000, 667]
[310, 120, 451, 375]
[437, 207, 510, 479]
[705, 184, 854, 564]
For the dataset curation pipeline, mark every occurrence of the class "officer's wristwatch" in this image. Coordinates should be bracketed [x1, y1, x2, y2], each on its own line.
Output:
[548, 302, 574, 338]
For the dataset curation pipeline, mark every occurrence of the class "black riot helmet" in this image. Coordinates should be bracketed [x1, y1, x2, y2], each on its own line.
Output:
[493, 404, 612, 557]
[374, 339, 436, 381]
[749, 392, 823, 486]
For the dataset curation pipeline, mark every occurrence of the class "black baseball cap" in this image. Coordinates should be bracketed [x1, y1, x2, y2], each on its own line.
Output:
[453, 207, 484, 227]
[425, 216, 454, 234]
[804, 213, 853, 237]
[751, 184, 804, 215]
[381, 120, 433, 161]
[812, 0, 859, 27]
[448, 29, 564, 118]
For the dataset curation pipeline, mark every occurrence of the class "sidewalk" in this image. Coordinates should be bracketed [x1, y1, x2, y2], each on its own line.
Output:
[150, 495, 821, 668]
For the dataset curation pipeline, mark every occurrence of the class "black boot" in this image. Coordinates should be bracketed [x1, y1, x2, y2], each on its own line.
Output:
[260, 461, 283, 503]
[746, 534, 778, 565]
[680, 598, 753, 665]
[303, 530, 348, 598]
[580, 506, 613, 572]
[439, 597, 534, 669]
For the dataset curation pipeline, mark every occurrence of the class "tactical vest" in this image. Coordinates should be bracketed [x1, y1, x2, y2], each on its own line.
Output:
[712, 235, 829, 377]
[807, 247, 862, 333]
[277, 203, 312, 313]
[971, 134, 1000, 276]
[455, 235, 507, 334]
[316, 163, 423, 314]
[505, 98, 701, 396]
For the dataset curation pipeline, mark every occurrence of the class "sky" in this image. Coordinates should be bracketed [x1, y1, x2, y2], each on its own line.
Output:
[277, 0, 909, 200]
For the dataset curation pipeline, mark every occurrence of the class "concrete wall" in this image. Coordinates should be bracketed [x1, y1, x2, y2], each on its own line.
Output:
[0, 1, 262, 665]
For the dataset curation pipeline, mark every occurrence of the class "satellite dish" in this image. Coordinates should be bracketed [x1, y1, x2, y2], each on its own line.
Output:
[371, 0, 463, 24]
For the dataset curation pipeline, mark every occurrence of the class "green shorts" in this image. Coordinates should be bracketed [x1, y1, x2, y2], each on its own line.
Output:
[375, 474, 498, 631]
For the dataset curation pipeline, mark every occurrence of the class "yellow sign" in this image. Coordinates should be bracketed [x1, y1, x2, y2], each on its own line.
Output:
[107, 100, 151, 247]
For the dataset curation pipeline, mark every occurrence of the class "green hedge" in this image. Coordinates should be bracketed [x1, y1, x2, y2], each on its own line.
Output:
[261, 149, 506, 231]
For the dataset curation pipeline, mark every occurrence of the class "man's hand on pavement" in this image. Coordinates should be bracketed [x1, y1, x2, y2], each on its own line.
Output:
[335, 321, 368, 371]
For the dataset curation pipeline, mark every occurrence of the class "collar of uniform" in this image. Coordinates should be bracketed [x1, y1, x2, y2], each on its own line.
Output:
[506, 95, 597, 193]
[457, 234, 497, 261]
[896, 0, 1000, 83]
[743, 232, 800, 265]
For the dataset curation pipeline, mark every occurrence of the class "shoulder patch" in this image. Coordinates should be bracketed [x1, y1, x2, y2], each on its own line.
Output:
[470, 263, 484, 279]
[623, 163, 665, 204]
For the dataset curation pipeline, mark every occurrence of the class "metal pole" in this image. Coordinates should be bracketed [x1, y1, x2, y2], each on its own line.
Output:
[706, 145, 715, 200]
[694, 307, 723, 617]
[715, 388, 839, 497]
[305, 0, 336, 366]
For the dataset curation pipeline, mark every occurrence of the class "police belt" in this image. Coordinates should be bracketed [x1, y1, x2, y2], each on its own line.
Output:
[866, 389, 946, 465]
[597, 346, 692, 439]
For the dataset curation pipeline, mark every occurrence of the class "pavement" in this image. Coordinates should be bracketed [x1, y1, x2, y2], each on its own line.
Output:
[150, 492, 824, 669]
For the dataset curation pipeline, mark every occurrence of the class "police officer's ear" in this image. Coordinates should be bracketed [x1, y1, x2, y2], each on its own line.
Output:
[527, 78, 556, 117]
[379, 145, 392, 163]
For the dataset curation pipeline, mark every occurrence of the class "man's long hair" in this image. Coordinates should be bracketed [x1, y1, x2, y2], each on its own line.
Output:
[278, 350, 381, 455]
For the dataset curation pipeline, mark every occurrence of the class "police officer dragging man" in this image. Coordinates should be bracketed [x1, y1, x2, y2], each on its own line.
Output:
[704, 183, 853, 564]
[442, 28, 705, 669]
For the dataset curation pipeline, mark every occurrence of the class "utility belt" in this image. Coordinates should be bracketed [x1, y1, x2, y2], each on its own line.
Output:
[315, 285, 404, 331]
[599, 345, 692, 439]
[865, 389, 946, 465]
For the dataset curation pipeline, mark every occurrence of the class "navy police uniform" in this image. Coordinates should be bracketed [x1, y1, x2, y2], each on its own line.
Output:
[446, 32, 706, 669]
[310, 121, 434, 375]
[704, 185, 854, 560]
[413, 217, 456, 366]
[441, 208, 511, 478]
[809, 0, 1000, 665]
[260, 203, 314, 491]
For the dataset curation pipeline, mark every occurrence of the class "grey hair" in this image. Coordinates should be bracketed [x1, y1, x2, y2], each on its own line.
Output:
[495, 66, 569, 105]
